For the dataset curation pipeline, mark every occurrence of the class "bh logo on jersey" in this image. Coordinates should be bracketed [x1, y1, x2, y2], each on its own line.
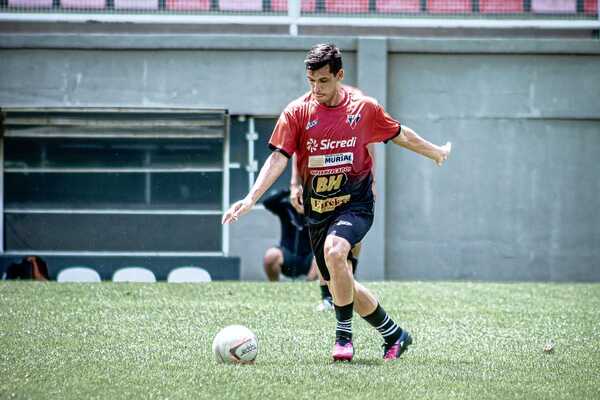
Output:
[311, 173, 348, 197]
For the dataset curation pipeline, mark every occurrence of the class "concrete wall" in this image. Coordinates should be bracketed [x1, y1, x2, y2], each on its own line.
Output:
[1, 34, 599, 281]
[0, 36, 357, 114]
[385, 48, 600, 281]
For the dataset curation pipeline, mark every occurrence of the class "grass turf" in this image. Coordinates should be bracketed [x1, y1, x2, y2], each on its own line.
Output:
[1, 281, 599, 399]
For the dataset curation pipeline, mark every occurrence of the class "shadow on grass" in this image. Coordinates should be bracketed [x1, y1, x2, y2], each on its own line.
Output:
[333, 358, 384, 366]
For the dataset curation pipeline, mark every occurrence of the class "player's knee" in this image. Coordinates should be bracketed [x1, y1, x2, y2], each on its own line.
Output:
[263, 248, 282, 268]
[324, 245, 344, 263]
[324, 237, 351, 270]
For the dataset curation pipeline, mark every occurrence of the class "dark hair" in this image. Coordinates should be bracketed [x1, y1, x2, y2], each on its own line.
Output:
[304, 43, 343, 75]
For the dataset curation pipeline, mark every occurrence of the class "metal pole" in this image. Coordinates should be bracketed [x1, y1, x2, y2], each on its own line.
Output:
[222, 112, 231, 256]
[288, 0, 300, 36]
[246, 117, 258, 191]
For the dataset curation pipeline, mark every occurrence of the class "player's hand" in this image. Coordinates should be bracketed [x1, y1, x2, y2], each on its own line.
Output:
[222, 197, 254, 224]
[436, 142, 452, 166]
[290, 184, 304, 214]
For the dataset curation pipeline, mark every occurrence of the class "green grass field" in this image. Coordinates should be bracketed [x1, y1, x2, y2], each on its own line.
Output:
[1, 281, 599, 399]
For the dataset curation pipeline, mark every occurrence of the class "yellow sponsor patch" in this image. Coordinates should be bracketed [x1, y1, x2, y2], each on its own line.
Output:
[310, 195, 351, 213]
[313, 173, 347, 195]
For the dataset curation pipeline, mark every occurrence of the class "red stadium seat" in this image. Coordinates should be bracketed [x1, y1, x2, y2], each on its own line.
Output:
[531, 0, 576, 13]
[376, 0, 420, 13]
[584, 0, 597, 14]
[8, 0, 53, 7]
[114, 0, 158, 9]
[270, 0, 316, 12]
[219, 0, 262, 11]
[61, 0, 106, 9]
[165, 0, 209, 10]
[325, 0, 369, 13]
[427, 0, 471, 13]
[479, 0, 523, 13]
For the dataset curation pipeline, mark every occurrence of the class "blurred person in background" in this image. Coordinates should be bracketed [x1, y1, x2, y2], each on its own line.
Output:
[3, 256, 49, 281]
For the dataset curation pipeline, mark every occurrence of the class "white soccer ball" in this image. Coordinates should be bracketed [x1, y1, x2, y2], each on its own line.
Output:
[212, 325, 258, 364]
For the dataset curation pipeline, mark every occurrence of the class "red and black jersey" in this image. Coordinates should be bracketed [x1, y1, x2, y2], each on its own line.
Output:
[269, 86, 401, 225]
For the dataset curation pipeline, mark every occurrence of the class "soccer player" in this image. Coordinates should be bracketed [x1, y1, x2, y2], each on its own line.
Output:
[223, 43, 451, 362]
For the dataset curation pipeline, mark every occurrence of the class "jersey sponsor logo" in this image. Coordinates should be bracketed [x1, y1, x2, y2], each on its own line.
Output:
[319, 137, 357, 151]
[311, 173, 347, 197]
[305, 120, 319, 130]
[309, 166, 352, 176]
[308, 152, 353, 168]
[310, 195, 351, 213]
[306, 137, 357, 155]
[306, 138, 318, 153]
[347, 113, 361, 129]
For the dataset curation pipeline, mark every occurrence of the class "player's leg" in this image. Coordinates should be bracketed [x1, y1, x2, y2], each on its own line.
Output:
[321, 217, 411, 360]
[353, 276, 412, 361]
[324, 234, 354, 305]
[263, 247, 283, 281]
[317, 241, 359, 311]
[309, 223, 353, 360]
[315, 262, 334, 311]
[323, 234, 355, 361]
[321, 212, 373, 361]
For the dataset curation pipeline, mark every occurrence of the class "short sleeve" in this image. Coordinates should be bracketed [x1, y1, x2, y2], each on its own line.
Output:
[268, 108, 301, 158]
[369, 103, 401, 144]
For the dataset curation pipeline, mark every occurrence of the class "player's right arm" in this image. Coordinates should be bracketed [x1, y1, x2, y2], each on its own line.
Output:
[222, 151, 288, 224]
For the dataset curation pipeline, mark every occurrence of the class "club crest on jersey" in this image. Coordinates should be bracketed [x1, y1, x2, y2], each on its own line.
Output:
[347, 113, 361, 129]
[306, 119, 319, 130]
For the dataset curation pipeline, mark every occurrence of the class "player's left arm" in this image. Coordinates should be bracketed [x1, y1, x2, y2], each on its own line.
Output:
[392, 126, 452, 166]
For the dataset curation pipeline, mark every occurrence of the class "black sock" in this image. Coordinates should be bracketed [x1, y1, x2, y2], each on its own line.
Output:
[363, 304, 402, 345]
[334, 302, 354, 343]
[320, 284, 332, 301]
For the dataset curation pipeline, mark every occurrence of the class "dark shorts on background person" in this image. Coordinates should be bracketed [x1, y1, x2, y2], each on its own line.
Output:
[309, 208, 374, 281]
[280, 247, 314, 278]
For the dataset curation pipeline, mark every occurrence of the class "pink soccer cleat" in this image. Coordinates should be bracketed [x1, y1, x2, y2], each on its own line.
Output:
[332, 340, 354, 362]
[383, 330, 413, 361]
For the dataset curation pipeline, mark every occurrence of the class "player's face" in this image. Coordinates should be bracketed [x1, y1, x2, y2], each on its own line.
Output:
[306, 65, 344, 107]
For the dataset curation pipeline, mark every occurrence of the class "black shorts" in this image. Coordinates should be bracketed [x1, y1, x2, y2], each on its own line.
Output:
[280, 247, 313, 278]
[309, 208, 373, 281]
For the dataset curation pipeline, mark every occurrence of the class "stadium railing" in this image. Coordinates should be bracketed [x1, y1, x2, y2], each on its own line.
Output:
[0, 0, 598, 34]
